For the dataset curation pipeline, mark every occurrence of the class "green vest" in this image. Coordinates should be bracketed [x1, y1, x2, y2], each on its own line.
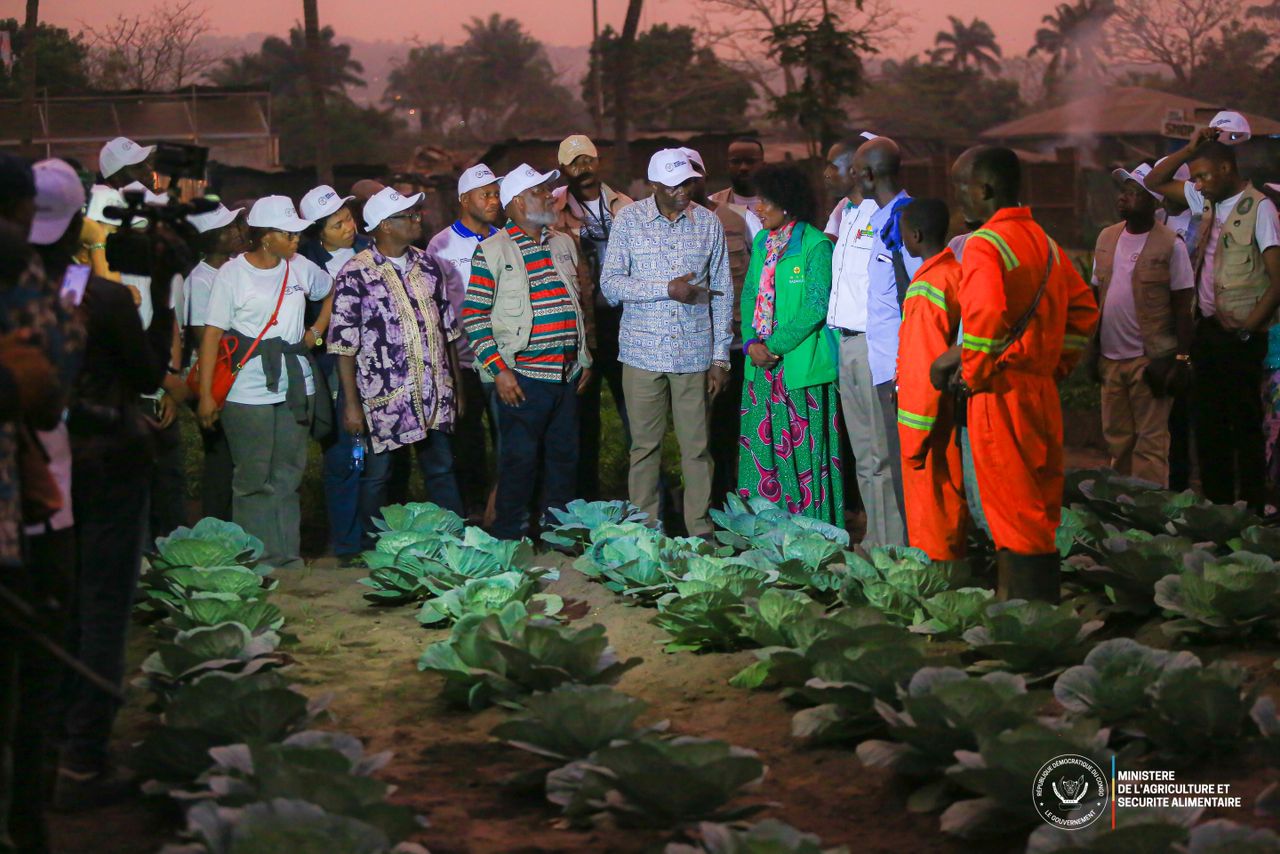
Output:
[474, 227, 592, 381]
[740, 221, 838, 389]
[1195, 183, 1273, 325]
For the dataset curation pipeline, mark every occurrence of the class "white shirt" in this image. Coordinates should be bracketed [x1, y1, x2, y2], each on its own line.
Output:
[184, 260, 219, 328]
[729, 191, 759, 211]
[826, 198, 880, 331]
[1092, 228, 1194, 361]
[324, 247, 355, 278]
[582, 196, 605, 222]
[1182, 182, 1280, 316]
[1157, 208, 1195, 243]
[204, 254, 332, 406]
[824, 200, 845, 237]
[427, 222, 493, 368]
[386, 253, 408, 273]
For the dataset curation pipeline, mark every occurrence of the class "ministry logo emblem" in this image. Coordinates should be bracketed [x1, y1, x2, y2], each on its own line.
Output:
[1033, 754, 1109, 830]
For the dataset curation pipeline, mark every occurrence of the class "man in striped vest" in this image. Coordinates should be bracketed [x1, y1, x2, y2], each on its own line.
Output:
[956, 147, 1098, 603]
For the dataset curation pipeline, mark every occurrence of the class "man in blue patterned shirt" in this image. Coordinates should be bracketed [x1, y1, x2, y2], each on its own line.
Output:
[600, 149, 732, 537]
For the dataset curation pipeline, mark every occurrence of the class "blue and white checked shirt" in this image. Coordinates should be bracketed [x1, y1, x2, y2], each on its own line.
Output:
[867, 190, 923, 385]
[600, 196, 733, 373]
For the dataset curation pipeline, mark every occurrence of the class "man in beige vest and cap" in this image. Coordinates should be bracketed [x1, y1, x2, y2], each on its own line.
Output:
[1091, 163, 1195, 487]
[1146, 121, 1280, 509]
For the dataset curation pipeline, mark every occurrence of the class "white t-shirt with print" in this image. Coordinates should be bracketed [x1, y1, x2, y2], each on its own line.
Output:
[184, 260, 219, 328]
[204, 254, 333, 406]
[427, 224, 490, 368]
[1182, 182, 1280, 317]
[324, 247, 355, 278]
[1092, 229, 1194, 361]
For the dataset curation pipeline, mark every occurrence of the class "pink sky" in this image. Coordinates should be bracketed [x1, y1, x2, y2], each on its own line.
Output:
[35, 0, 1052, 60]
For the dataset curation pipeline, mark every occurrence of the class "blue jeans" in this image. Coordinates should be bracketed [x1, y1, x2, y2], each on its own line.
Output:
[493, 373, 579, 540]
[362, 429, 464, 544]
[321, 381, 363, 556]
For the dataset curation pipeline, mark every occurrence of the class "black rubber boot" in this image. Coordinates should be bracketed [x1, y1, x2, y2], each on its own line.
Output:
[996, 551, 1062, 604]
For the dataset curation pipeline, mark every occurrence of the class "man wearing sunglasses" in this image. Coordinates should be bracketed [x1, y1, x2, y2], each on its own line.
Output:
[328, 187, 466, 541]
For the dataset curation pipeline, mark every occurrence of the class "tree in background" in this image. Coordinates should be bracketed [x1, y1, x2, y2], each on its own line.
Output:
[582, 24, 755, 132]
[383, 15, 583, 146]
[211, 25, 400, 167]
[860, 58, 1024, 140]
[303, 0, 333, 186]
[1110, 0, 1238, 87]
[929, 16, 1002, 74]
[766, 10, 871, 156]
[82, 0, 216, 90]
[0, 18, 90, 98]
[1030, 0, 1115, 98]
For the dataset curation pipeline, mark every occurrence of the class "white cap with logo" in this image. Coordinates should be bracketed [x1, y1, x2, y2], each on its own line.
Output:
[188, 204, 245, 234]
[30, 159, 87, 246]
[300, 185, 354, 222]
[99, 136, 156, 180]
[499, 163, 560, 209]
[458, 164, 498, 197]
[247, 195, 313, 233]
[1110, 163, 1161, 199]
[648, 149, 700, 188]
[363, 186, 424, 230]
[679, 147, 706, 173]
[1210, 110, 1251, 145]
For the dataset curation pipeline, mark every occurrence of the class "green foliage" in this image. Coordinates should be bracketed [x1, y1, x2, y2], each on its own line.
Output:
[491, 685, 664, 761]
[585, 24, 756, 132]
[170, 798, 425, 854]
[417, 602, 640, 710]
[1229, 525, 1280, 559]
[0, 20, 91, 97]
[856, 669, 1046, 793]
[651, 590, 747, 653]
[152, 518, 266, 571]
[962, 600, 1102, 676]
[1024, 806, 1199, 853]
[728, 608, 889, 691]
[1171, 504, 1263, 546]
[840, 546, 972, 625]
[665, 819, 849, 853]
[372, 502, 466, 539]
[1155, 550, 1280, 640]
[1183, 820, 1280, 853]
[710, 494, 849, 553]
[731, 589, 826, 648]
[1076, 534, 1191, 614]
[138, 622, 287, 701]
[1053, 639, 1200, 727]
[540, 500, 648, 550]
[911, 588, 996, 638]
[416, 571, 562, 627]
[767, 13, 872, 151]
[1139, 662, 1257, 761]
[546, 735, 766, 827]
[1055, 506, 1109, 558]
[163, 598, 286, 635]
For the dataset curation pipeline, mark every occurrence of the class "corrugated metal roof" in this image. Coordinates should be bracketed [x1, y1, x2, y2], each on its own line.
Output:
[982, 86, 1280, 139]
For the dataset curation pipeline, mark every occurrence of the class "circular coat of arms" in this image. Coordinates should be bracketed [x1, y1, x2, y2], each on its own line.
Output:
[1032, 754, 1109, 830]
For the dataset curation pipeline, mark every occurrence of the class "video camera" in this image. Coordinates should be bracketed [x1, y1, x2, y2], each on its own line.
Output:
[102, 190, 214, 278]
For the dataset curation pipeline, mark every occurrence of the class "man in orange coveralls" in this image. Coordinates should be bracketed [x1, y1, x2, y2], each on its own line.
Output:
[954, 147, 1098, 602]
[896, 198, 968, 560]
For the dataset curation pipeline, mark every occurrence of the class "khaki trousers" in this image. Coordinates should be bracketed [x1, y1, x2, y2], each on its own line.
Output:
[622, 365, 714, 537]
[1100, 356, 1173, 487]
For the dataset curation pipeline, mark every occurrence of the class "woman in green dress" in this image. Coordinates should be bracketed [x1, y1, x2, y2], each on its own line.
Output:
[737, 165, 843, 523]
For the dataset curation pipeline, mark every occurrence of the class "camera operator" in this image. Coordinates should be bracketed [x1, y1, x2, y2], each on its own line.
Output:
[87, 137, 192, 541]
[36, 158, 178, 811]
[0, 153, 83, 853]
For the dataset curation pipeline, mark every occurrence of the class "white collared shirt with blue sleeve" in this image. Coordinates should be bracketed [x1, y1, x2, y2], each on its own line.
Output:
[600, 196, 733, 373]
[866, 190, 922, 385]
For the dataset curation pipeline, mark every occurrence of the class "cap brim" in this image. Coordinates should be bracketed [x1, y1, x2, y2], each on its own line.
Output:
[120, 145, 156, 170]
[29, 211, 77, 246]
[651, 166, 700, 187]
[1112, 169, 1161, 199]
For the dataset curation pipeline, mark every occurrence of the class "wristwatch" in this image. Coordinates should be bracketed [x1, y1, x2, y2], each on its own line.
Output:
[1237, 329, 1253, 343]
[309, 327, 324, 347]
[712, 359, 731, 372]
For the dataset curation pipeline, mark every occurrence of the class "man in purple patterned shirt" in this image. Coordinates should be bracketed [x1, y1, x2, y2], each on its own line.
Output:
[327, 187, 465, 537]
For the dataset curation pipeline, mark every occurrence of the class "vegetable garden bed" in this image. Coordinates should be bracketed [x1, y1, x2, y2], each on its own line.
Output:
[49, 471, 1280, 853]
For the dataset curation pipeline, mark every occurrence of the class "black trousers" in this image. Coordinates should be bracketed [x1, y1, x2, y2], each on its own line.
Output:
[708, 349, 745, 509]
[149, 416, 187, 540]
[577, 303, 628, 501]
[1191, 318, 1267, 509]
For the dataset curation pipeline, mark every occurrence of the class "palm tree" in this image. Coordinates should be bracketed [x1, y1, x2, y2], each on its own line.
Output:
[20, 0, 38, 148]
[302, 0, 332, 184]
[1029, 0, 1116, 93]
[929, 16, 1003, 74]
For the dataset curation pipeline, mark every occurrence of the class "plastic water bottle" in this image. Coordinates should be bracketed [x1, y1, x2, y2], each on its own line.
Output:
[351, 436, 365, 474]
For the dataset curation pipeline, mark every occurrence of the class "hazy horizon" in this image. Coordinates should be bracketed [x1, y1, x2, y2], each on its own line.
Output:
[34, 0, 1054, 65]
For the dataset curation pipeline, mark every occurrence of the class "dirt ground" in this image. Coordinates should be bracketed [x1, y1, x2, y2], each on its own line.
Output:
[46, 439, 1280, 853]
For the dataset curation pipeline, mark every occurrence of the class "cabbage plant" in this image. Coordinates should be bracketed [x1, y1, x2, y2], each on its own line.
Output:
[371, 501, 465, 539]
[152, 518, 266, 571]
[415, 571, 562, 627]
[962, 600, 1103, 676]
[840, 546, 972, 625]
[161, 798, 427, 854]
[137, 622, 288, 702]
[1155, 550, 1280, 640]
[540, 499, 648, 549]
[665, 820, 849, 854]
[491, 685, 666, 761]
[417, 602, 640, 710]
[546, 735, 766, 828]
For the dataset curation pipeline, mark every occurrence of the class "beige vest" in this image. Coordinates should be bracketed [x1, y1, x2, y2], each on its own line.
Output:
[1194, 183, 1271, 324]
[474, 228, 592, 379]
[1093, 221, 1179, 359]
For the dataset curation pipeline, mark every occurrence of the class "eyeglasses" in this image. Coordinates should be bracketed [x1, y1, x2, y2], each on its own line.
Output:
[386, 211, 422, 222]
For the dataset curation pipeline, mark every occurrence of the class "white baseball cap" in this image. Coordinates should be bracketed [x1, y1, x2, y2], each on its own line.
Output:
[1210, 110, 1251, 145]
[1111, 163, 1161, 199]
[247, 195, 312, 233]
[1153, 155, 1191, 183]
[363, 186, 424, 230]
[859, 131, 879, 141]
[499, 163, 560, 209]
[680, 147, 706, 173]
[99, 136, 155, 179]
[458, 164, 498, 197]
[188, 203, 244, 234]
[299, 185, 354, 222]
[30, 159, 87, 246]
[121, 180, 167, 206]
[647, 149, 700, 188]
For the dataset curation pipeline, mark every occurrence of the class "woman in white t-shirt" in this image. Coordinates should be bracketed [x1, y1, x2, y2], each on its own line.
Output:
[197, 196, 333, 567]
